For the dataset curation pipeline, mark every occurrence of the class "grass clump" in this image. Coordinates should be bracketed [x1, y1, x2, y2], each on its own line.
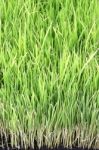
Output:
[0, 0, 99, 149]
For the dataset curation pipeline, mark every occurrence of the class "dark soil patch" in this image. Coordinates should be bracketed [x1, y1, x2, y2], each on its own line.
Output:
[0, 133, 98, 150]
[0, 146, 98, 150]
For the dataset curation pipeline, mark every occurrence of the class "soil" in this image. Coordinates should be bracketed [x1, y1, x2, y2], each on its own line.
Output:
[0, 142, 98, 150]
[0, 134, 98, 150]
[0, 146, 98, 150]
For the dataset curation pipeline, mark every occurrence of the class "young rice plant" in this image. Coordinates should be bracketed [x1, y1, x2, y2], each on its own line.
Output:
[0, 0, 99, 149]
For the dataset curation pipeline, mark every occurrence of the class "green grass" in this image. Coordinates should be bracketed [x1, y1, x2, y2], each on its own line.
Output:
[0, 0, 99, 149]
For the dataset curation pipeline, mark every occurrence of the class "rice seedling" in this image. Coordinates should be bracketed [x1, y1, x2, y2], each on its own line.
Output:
[0, 0, 99, 149]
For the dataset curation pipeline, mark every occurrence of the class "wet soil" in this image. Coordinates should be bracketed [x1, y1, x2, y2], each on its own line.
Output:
[0, 146, 98, 150]
[0, 133, 98, 150]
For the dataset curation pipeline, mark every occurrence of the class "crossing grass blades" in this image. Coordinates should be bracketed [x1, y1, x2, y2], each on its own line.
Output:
[0, 0, 99, 149]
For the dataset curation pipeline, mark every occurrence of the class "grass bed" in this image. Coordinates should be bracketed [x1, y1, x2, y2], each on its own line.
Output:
[0, 0, 99, 149]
